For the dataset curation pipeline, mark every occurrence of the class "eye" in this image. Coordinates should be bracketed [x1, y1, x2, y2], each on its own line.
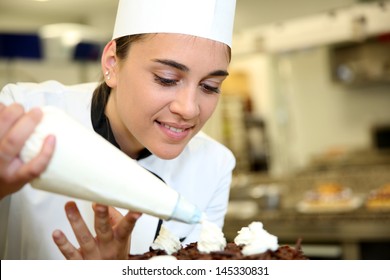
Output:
[154, 74, 178, 87]
[200, 83, 221, 94]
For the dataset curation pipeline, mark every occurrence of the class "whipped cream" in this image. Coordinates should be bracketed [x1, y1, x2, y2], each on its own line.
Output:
[150, 225, 182, 255]
[197, 220, 227, 253]
[234, 222, 278, 255]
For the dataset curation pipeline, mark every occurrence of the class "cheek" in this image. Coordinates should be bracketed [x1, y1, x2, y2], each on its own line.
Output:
[117, 78, 151, 111]
[199, 96, 220, 123]
[115, 83, 148, 128]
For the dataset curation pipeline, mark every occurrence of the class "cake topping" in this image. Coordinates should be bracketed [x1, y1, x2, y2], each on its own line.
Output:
[150, 225, 182, 255]
[197, 220, 227, 253]
[128, 220, 308, 260]
[233, 226, 252, 245]
[234, 222, 279, 255]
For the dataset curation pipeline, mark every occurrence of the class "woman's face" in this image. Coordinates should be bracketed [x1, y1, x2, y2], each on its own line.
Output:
[105, 33, 230, 159]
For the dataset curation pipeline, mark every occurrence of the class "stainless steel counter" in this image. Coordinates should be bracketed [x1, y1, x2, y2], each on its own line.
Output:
[228, 159, 390, 259]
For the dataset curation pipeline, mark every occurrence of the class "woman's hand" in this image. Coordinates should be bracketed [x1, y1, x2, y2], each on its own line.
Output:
[52, 201, 141, 260]
[0, 103, 55, 199]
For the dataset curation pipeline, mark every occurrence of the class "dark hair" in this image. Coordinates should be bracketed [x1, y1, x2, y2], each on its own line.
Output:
[91, 34, 147, 108]
[92, 34, 231, 107]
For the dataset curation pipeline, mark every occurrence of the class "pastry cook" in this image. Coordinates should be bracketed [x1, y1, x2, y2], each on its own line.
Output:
[0, 0, 236, 259]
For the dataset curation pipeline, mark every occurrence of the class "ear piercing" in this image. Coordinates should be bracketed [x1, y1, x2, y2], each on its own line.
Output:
[105, 70, 111, 80]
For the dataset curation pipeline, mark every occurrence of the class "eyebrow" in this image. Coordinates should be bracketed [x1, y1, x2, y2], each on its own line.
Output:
[152, 59, 229, 77]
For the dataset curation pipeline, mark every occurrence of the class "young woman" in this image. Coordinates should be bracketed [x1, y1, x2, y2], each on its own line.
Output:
[0, 0, 236, 259]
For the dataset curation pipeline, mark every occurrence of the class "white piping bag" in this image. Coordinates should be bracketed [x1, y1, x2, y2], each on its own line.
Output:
[20, 106, 204, 224]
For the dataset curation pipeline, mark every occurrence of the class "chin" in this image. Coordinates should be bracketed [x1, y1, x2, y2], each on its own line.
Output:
[152, 146, 185, 160]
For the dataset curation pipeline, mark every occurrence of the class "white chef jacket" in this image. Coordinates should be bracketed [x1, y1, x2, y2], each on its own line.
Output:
[0, 80, 235, 259]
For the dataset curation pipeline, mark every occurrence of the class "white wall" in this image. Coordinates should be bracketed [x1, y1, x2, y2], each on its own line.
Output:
[230, 45, 390, 176]
[230, 1, 390, 176]
[269, 47, 390, 174]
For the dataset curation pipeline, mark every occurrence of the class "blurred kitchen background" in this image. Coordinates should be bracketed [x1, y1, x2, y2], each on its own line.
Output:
[1, 0, 390, 260]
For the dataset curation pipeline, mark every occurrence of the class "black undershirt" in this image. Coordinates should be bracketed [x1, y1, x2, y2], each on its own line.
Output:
[90, 97, 165, 241]
[90, 97, 152, 160]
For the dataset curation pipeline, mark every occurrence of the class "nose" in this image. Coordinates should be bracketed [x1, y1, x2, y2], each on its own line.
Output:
[169, 87, 200, 120]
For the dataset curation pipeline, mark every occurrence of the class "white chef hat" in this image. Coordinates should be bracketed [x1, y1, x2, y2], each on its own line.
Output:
[112, 0, 236, 48]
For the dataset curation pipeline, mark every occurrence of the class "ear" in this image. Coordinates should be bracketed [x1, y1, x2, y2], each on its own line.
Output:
[101, 40, 118, 87]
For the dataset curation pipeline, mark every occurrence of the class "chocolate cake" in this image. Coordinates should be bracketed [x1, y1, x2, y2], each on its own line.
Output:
[128, 221, 308, 260]
[128, 239, 308, 260]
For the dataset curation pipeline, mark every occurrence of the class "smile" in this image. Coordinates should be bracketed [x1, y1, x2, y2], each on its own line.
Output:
[163, 123, 186, 133]
[155, 121, 193, 138]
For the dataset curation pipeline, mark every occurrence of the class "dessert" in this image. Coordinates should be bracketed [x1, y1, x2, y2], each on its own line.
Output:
[297, 183, 361, 213]
[128, 221, 308, 260]
[128, 240, 307, 260]
[365, 184, 390, 210]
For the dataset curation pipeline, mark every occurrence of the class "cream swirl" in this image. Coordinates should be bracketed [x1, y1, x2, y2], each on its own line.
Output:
[234, 222, 278, 255]
[197, 220, 227, 253]
[150, 225, 182, 255]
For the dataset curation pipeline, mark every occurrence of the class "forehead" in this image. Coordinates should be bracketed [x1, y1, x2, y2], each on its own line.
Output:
[129, 33, 231, 66]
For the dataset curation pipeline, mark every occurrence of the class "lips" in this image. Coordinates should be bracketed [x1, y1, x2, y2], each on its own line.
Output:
[155, 120, 193, 139]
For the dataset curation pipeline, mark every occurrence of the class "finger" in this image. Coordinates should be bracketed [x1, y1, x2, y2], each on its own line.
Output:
[0, 135, 55, 191]
[114, 211, 142, 242]
[16, 135, 56, 180]
[65, 201, 99, 259]
[0, 105, 25, 168]
[93, 203, 114, 243]
[0, 107, 43, 165]
[107, 206, 124, 226]
[0, 103, 25, 137]
[52, 230, 83, 260]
